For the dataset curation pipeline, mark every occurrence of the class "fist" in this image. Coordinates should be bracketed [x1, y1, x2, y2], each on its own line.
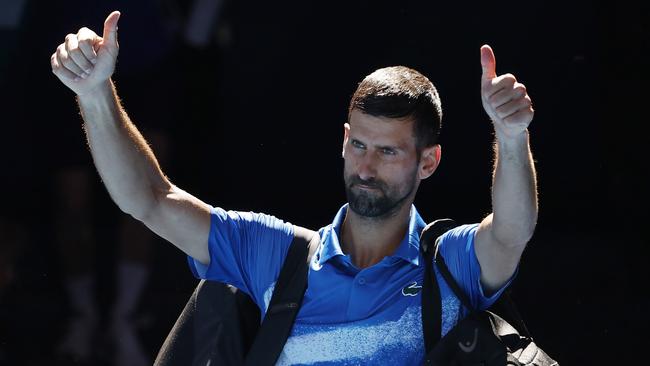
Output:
[50, 11, 121, 96]
[480, 45, 534, 140]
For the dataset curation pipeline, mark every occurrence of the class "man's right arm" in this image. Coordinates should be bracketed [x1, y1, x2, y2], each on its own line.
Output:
[51, 11, 211, 264]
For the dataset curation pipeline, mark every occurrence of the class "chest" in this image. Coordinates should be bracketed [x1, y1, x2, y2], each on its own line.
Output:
[298, 257, 424, 323]
[275, 259, 463, 365]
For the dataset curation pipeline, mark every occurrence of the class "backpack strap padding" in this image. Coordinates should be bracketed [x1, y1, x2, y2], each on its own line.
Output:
[244, 225, 319, 366]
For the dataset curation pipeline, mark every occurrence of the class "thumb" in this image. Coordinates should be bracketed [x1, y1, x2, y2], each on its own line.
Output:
[102, 11, 121, 48]
[480, 44, 496, 81]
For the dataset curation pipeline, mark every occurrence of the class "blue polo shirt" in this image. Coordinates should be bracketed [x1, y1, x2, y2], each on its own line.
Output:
[188, 204, 512, 365]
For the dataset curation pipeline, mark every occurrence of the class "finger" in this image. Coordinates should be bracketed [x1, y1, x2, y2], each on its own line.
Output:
[102, 11, 121, 48]
[77, 27, 99, 64]
[495, 96, 532, 120]
[483, 73, 517, 98]
[488, 82, 527, 108]
[503, 107, 534, 125]
[56, 44, 85, 78]
[51, 52, 80, 81]
[480, 44, 497, 82]
[65, 34, 93, 73]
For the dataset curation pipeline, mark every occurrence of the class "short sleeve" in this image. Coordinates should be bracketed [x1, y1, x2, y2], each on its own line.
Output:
[437, 224, 515, 311]
[187, 206, 294, 309]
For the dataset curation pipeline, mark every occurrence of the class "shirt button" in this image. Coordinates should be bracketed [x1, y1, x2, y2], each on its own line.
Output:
[358, 277, 366, 285]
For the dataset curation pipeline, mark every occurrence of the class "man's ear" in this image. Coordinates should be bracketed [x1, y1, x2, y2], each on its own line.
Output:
[418, 144, 441, 179]
[342, 123, 351, 158]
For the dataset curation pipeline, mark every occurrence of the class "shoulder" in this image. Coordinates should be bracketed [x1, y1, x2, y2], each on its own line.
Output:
[440, 224, 479, 242]
[209, 206, 294, 236]
[437, 223, 480, 256]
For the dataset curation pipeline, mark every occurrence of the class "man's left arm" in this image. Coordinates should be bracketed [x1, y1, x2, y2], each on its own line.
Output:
[474, 45, 538, 294]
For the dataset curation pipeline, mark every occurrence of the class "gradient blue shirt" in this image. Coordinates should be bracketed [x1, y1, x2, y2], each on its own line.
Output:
[188, 204, 512, 365]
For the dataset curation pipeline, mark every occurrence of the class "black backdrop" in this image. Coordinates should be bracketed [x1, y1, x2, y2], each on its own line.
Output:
[1, 0, 648, 364]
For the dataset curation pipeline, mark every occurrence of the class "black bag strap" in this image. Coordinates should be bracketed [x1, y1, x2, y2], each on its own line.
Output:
[420, 218, 458, 357]
[244, 225, 320, 366]
[433, 247, 475, 312]
[433, 239, 533, 339]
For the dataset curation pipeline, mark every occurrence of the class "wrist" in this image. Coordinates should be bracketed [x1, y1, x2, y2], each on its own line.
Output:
[76, 79, 114, 102]
[495, 128, 528, 145]
[495, 129, 530, 159]
[76, 80, 116, 111]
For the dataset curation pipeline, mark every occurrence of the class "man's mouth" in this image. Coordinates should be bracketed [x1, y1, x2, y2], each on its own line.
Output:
[354, 183, 378, 189]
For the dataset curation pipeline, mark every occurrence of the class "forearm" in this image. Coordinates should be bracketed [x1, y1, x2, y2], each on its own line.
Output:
[490, 130, 538, 247]
[77, 80, 171, 220]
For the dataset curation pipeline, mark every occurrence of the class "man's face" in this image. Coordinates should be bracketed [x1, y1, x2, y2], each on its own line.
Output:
[343, 109, 422, 219]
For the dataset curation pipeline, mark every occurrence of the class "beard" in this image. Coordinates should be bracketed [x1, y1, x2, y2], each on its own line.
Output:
[344, 170, 417, 219]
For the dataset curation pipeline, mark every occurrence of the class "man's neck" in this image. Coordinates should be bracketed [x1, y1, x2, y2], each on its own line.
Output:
[340, 204, 412, 269]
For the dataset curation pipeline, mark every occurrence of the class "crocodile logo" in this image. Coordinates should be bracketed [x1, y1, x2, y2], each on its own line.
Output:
[401, 282, 422, 296]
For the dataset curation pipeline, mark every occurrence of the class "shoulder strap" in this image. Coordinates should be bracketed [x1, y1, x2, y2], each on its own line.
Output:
[433, 246, 475, 312]
[420, 218, 458, 356]
[244, 225, 319, 366]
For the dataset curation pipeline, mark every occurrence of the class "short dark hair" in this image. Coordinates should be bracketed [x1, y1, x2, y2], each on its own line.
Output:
[348, 66, 442, 154]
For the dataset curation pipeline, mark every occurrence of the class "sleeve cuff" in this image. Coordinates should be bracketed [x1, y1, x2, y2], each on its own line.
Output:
[476, 267, 519, 308]
[188, 255, 209, 278]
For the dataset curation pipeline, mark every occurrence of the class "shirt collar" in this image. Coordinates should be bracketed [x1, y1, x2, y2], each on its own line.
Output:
[318, 203, 426, 266]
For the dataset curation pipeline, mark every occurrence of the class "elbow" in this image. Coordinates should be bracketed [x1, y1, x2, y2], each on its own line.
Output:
[116, 201, 152, 222]
[492, 217, 537, 249]
[117, 184, 171, 223]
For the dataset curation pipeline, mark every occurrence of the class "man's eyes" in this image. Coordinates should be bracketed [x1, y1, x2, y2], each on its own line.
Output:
[351, 140, 396, 156]
[351, 140, 365, 149]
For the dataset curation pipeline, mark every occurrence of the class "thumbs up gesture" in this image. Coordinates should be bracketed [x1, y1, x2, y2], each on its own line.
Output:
[51, 11, 121, 96]
[480, 45, 534, 140]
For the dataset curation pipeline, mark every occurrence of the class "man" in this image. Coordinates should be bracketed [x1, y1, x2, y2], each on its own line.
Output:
[51, 10, 536, 365]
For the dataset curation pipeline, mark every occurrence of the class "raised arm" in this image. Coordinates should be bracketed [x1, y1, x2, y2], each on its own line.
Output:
[473, 45, 538, 292]
[50, 11, 211, 264]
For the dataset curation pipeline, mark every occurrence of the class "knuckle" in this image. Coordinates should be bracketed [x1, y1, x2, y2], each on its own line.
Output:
[60, 56, 76, 70]
[499, 74, 516, 87]
[72, 48, 86, 60]
[60, 57, 72, 68]
[67, 47, 81, 61]
[79, 38, 93, 48]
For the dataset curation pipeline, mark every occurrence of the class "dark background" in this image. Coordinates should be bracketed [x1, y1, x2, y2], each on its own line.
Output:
[1, 0, 649, 364]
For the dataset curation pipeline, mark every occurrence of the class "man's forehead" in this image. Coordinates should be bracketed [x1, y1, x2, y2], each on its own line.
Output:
[348, 110, 416, 145]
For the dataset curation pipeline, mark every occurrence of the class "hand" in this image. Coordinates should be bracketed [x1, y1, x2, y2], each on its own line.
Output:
[51, 11, 121, 96]
[480, 45, 534, 140]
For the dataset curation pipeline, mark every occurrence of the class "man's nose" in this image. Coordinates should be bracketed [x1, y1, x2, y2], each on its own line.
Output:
[357, 152, 378, 181]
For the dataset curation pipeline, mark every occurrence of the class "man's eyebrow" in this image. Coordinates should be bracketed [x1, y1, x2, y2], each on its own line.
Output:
[350, 136, 404, 152]
[374, 143, 404, 152]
